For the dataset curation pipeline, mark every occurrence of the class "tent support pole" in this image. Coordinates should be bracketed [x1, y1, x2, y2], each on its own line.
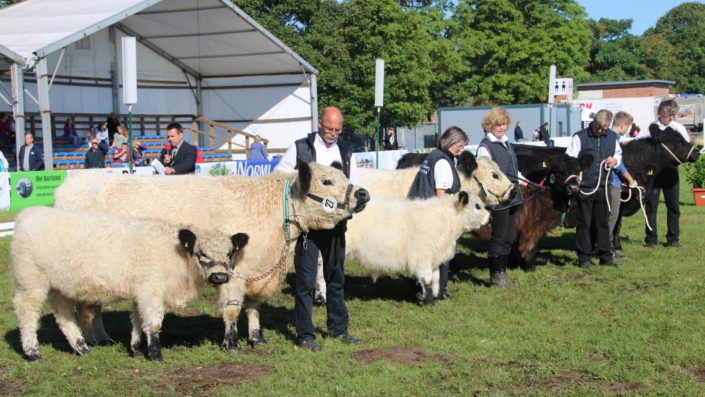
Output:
[11, 63, 25, 165]
[36, 57, 54, 170]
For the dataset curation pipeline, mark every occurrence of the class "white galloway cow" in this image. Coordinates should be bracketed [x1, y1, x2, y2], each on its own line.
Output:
[345, 192, 490, 305]
[53, 162, 369, 351]
[11, 206, 249, 361]
[314, 153, 512, 305]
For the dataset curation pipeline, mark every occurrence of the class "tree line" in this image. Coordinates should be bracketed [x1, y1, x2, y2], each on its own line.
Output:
[233, 0, 705, 136]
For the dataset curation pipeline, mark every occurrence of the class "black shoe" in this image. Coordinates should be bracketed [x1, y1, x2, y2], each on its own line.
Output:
[666, 241, 681, 248]
[644, 242, 657, 249]
[295, 338, 321, 352]
[613, 252, 627, 260]
[334, 333, 362, 345]
[579, 261, 593, 269]
[437, 291, 451, 300]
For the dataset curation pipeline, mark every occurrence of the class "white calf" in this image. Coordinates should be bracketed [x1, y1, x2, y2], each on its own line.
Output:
[11, 206, 248, 361]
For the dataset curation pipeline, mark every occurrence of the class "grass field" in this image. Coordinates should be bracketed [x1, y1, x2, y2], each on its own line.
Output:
[1, 171, 704, 396]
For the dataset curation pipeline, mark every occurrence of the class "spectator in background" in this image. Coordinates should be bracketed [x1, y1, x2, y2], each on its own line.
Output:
[132, 141, 147, 166]
[164, 122, 197, 175]
[249, 135, 269, 161]
[106, 112, 120, 145]
[112, 125, 128, 148]
[85, 137, 109, 169]
[383, 127, 399, 150]
[18, 132, 44, 171]
[514, 121, 524, 142]
[95, 122, 109, 147]
[536, 122, 550, 142]
[63, 117, 80, 146]
[111, 142, 130, 167]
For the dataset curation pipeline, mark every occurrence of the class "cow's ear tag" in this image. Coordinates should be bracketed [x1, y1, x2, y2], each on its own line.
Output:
[322, 196, 337, 213]
[647, 169, 654, 176]
[542, 161, 548, 169]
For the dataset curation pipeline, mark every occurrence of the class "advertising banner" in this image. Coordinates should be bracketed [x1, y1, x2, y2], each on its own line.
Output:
[194, 158, 282, 176]
[10, 170, 67, 211]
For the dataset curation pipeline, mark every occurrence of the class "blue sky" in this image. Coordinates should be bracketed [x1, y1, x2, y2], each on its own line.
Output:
[579, 0, 705, 35]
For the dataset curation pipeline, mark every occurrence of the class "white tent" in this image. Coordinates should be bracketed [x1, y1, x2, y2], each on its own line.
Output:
[0, 0, 318, 168]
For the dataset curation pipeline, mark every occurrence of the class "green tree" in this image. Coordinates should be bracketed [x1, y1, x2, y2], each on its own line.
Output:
[450, 0, 592, 104]
[586, 18, 648, 82]
[643, 2, 705, 93]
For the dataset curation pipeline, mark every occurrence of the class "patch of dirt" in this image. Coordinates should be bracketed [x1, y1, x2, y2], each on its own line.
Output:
[354, 346, 446, 365]
[513, 370, 647, 393]
[692, 367, 705, 382]
[0, 379, 27, 396]
[154, 362, 271, 396]
[600, 381, 647, 393]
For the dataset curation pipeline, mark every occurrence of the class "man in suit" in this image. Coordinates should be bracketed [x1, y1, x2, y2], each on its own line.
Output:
[383, 127, 399, 150]
[164, 122, 197, 175]
[18, 132, 44, 171]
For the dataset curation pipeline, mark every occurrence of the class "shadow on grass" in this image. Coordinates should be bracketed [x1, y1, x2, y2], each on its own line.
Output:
[4, 308, 297, 358]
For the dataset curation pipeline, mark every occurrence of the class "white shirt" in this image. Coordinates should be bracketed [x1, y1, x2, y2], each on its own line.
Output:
[634, 119, 690, 142]
[275, 133, 360, 184]
[476, 134, 525, 181]
[433, 158, 455, 190]
[566, 126, 622, 167]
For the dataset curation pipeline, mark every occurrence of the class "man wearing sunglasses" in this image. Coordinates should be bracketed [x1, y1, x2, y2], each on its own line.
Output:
[275, 106, 361, 352]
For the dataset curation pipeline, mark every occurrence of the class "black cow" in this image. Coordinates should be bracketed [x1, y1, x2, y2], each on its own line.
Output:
[474, 147, 592, 270]
[612, 125, 701, 249]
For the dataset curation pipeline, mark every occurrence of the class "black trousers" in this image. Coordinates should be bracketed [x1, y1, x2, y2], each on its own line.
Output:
[489, 206, 518, 258]
[645, 167, 680, 244]
[294, 224, 349, 341]
[576, 189, 612, 264]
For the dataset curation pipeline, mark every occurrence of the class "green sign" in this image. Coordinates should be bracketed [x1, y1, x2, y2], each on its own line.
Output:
[10, 170, 67, 210]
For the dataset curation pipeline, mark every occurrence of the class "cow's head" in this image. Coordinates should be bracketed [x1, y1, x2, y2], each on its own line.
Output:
[178, 229, 250, 285]
[650, 124, 700, 165]
[542, 154, 594, 196]
[289, 162, 370, 232]
[455, 191, 491, 231]
[457, 153, 514, 206]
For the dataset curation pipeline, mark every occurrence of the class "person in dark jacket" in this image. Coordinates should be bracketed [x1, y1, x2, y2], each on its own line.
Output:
[514, 121, 524, 142]
[383, 127, 399, 150]
[274, 106, 363, 352]
[84, 137, 109, 168]
[407, 126, 468, 300]
[566, 109, 621, 269]
[18, 133, 44, 171]
[477, 107, 524, 287]
[164, 123, 197, 175]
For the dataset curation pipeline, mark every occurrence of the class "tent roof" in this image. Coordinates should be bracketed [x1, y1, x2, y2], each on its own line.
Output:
[0, 0, 317, 77]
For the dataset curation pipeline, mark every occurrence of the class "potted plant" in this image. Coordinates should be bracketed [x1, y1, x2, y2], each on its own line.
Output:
[685, 154, 705, 206]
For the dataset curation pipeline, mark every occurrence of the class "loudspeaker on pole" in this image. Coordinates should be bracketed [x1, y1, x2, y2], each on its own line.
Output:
[375, 58, 385, 108]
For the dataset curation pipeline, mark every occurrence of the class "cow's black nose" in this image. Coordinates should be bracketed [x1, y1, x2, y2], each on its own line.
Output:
[208, 272, 229, 285]
[355, 188, 370, 203]
[566, 183, 579, 195]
